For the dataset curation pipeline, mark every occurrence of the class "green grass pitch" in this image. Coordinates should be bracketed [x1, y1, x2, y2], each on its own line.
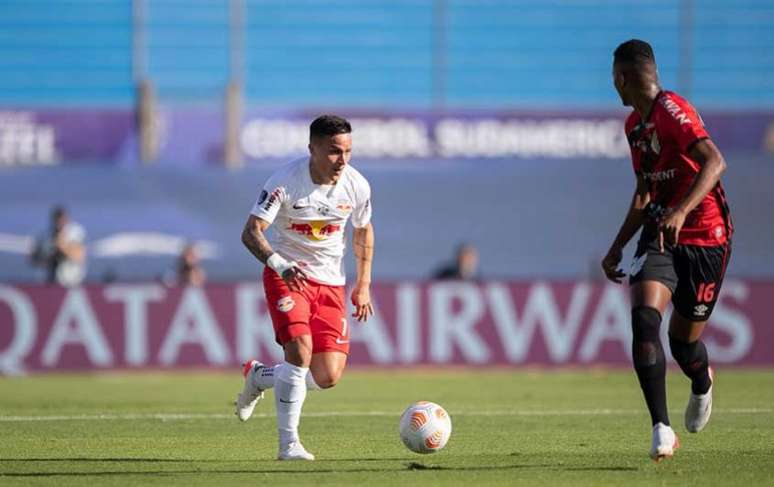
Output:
[1, 369, 773, 486]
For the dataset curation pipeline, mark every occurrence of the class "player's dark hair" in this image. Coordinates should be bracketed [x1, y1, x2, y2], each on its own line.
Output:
[51, 205, 66, 219]
[614, 39, 656, 67]
[310, 114, 351, 139]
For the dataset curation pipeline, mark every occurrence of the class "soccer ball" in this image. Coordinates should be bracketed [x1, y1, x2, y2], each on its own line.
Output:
[399, 401, 452, 454]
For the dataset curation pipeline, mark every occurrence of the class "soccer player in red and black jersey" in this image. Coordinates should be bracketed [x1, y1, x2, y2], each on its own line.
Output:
[602, 39, 732, 461]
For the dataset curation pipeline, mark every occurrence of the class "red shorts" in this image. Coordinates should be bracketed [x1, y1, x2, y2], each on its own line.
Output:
[263, 267, 349, 354]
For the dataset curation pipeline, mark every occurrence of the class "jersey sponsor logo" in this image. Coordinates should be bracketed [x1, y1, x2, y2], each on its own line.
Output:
[263, 188, 283, 211]
[661, 97, 693, 126]
[287, 220, 341, 241]
[335, 337, 349, 345]
[277, 296, 295, 313]
[294, 200, 332, 215]
[693, 304, 709, 317]
[643, 168, 676, 182]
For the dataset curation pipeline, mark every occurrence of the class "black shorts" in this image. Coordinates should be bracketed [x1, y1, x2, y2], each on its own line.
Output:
[629, 234, 731, 321]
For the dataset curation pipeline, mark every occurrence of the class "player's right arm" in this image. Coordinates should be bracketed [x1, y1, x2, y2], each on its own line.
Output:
[601, 173, 650, 283]
[242, 215, 308, 291]
[241, 215, 275, 264]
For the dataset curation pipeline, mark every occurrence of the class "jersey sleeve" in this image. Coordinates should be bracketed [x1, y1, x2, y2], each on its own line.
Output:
[351, 178, 372, 229]
[662, 96, 709, 154]
[250, 174, 288, 225]
[66, 223, 86, 244]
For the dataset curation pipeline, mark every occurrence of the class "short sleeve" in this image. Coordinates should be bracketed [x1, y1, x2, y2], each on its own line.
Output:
[250, 175, 287, 224]
[662, 96, 709, 154]
[65, 223, 85, 244]
[351, 179, 372, 229]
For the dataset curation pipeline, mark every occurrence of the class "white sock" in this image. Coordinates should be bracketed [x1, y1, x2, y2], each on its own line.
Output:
[274, 361, 308, 446]
[306, 371, 323, 391]
[258, 364, 322, 392]
[253, 363, 280, 390]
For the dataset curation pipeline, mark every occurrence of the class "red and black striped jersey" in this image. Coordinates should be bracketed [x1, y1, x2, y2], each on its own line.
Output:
[625, 90, 732, 246]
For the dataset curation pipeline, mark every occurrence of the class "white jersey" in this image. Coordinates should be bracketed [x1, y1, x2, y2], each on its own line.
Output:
[251, 158, 372, 286]
[36, 221, 86, 286]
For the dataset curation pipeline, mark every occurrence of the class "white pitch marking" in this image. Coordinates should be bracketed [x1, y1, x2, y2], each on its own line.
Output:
[0, 408, 770, 422]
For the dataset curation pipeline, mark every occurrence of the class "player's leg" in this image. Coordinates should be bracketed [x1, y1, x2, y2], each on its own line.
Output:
[307, 284, 350, 390]
[668, 243, 731, 433]
[668, 312, 713, 433]
[631, 280, 672, 427]
[309, 351, 347, 389]
[629, 237, 679, 461]
[275, 333, 316, 460]
[236, 268, 311, 423]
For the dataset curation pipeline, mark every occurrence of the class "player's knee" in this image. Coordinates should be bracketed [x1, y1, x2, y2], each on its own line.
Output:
[632, 306, 662, 341]
[312, 369, 341, 389]
[631, 306, 663, 369]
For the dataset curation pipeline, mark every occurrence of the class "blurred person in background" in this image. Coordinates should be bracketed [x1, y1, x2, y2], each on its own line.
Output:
[29, 205, 86, 287]
[434, 243, 479, 280]
[235, 115, 374, 461]
[601, 39, 732, 462]
[177, 243, 206, 286]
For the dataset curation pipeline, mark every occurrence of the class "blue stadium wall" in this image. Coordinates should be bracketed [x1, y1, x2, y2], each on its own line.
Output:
[1, 0, 773, 108]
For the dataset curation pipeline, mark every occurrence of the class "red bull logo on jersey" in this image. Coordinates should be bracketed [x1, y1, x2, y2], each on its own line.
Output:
[288, 220, 342, 241]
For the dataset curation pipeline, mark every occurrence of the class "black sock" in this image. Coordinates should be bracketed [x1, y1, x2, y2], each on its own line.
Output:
[632, 306, 669, 426]
[669, 334, 711, 395]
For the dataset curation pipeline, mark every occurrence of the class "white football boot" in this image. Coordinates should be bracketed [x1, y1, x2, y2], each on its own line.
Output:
[235, 360, 265, 422]
[650, 422, 679, 462]
[685, 366, 714, 433]
[277, 441, 315, 461]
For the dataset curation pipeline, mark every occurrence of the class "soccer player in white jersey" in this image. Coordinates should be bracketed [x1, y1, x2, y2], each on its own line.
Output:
[235, 115, 374, 461]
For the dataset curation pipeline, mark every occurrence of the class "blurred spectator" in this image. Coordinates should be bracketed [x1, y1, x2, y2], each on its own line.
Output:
[29, 205, 86, 286]
[433, 243, 479, 280]
[177, 243, 206, 286]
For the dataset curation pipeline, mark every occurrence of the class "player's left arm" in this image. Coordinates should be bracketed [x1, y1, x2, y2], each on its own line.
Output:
[661, 139, 727, 246]
[351, 223, 374, 322]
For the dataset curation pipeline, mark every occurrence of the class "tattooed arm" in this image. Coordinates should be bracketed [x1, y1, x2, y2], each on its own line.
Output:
[241, 214, 307, 291]
[350, 223, 374, 322]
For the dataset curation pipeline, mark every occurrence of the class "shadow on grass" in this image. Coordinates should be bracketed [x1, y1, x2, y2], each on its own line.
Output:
[563, 466, 639, 472]
[0, 463, 575, 478]
[0, 459, 638, 477]
[0, 457, 416, 464]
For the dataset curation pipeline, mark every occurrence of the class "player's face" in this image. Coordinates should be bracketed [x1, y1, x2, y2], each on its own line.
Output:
[612, 63, 630, 106]
[309, 133, 352, 183]
[52, 213, 68, 232]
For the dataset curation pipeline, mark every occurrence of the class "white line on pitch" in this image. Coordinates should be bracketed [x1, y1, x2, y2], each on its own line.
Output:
[0, 408, 770, 422]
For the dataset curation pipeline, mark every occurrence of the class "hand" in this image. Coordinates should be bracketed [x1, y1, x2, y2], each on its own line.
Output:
[350, 281, 374, 322]
[281, 265, 308, 292]
[659, 208, 686, 252]
[601, 244, 626, 284]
